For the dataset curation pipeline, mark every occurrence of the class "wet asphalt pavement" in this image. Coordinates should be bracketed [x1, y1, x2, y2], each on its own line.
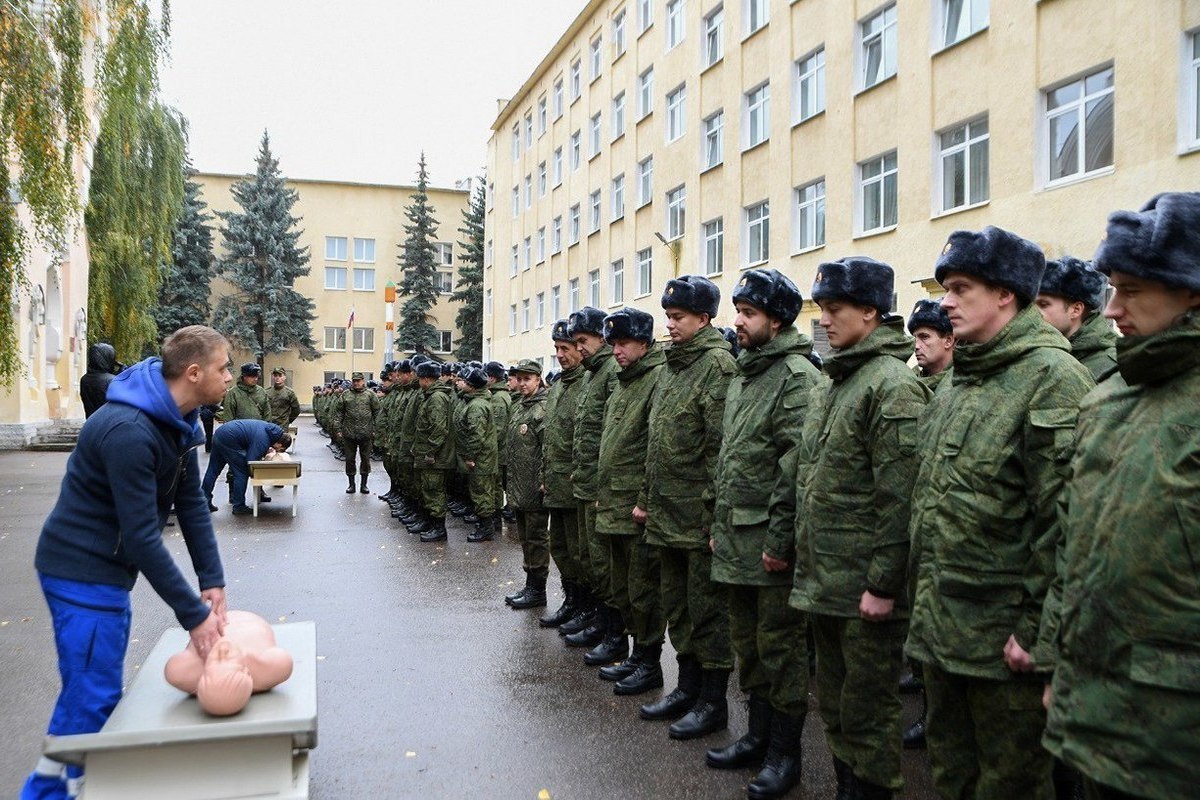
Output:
[0, 415, 936, 799]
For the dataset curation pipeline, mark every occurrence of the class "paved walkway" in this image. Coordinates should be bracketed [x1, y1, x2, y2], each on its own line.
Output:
[0, 415, 934, 799]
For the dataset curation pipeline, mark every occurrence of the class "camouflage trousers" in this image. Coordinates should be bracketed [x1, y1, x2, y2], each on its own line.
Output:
[547, 507, 583, 585]
[607, 533, 664, 647]
[417, 468, 448, 518]
[342, 436, 372, 477]
[515, 510, 550, 581]
[576, 501, 610, 601]
[811, 614, 907, 791]
[1082, 778, 1141, 800]
[922, 662, 1054, 800]
[466, 469, 498, 517]
[729, 583, 809, 717]
[656, 545, 732, 670]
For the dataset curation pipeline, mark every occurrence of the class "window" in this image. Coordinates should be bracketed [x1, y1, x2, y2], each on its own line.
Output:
[795, 48, 826, 123]
[486, 239, 493, 266]
[1045, 66, 1114, 184]
[613, 9, 627, 56]
[487, 181, 494, 210]
[523, 236, 532, 270]
[352, 327, 374, 352]
[553, 147, 563, 185]
[859, 151, 899, 232]
[795, 179, 826, 252]
[860, 5, 898, 90]
[510, 245, 519, 276]
[638, 0, 653, 32]
[512, 124, 520, 161]
[940, 117, 989, 212]
[437, 270, 454, 293]
[570, 204, 582, 244]
[435, 242, 453, 266]
[613, 92, 626, 138]
[1188, 30, 1200, 147]
[569, 278, 581, 312]
[703, 110, 724, 169]
[666, 0, 684, 49]
[570, 59, 582, 100]
[638, 68, 655, 118]
[666, 84, 686, 142]
[538, 161, 547, 196]
[353, 237, 375, 262]
[324, 327, 346, 351]
[511, 186, 519, 218]
[941, 0, 988, 49]
[435, 331, 452, 353]
[353, 267, 375, 291]
[590, 112, 603, 156]
[589, 189, 602, 232]
[588, 269, 601, 307]
[552, 216, 563, 252]
[551, 285, 562, 319]
[509, 304, 517, 335]
[537, 227, 546, 262]
[538, 97, 547, 134]
[612, 174, 625, 220]
[323, 371, 346, 384]
[525, 112, 533, 147]
[570, 130, 582, 170]
[745, 82, 770, 148]
[638, 156, 654, 207]
[746, 0, 768, 34]
[610, 259, 625, 304]
[524, 174, 532, 208]
[325, 236, 347, 260]
[702, 218, 724, 275]
[745, 201, 769, 265]
[667, 185, 686, 239]
[522, 299, 531, 331]
[485, 288, 493, 317]
[553, 78, 564, 118]
[324, 266, 347, 290]
[636, 249, 653, 296]
[590, 36, 603, 80]
[536, 292, 546, 327]
[703, 6, 723, 67]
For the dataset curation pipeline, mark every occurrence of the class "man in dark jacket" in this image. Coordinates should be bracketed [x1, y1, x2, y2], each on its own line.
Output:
[79, 342, 123, 418]
[24, 325, 230, 800]
[202, 419, 290, 514]
[1034, 256, 1119, 383]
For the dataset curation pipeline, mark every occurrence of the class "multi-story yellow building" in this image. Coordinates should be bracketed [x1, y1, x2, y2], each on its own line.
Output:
[196, 174, 471, 399]
[485, 0, 1200, 365]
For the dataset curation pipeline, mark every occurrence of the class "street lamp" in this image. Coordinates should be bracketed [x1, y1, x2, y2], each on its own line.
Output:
[654, 231, 682, 277]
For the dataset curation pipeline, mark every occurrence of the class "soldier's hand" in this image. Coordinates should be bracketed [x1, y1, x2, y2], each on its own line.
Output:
[859, 590, 894, 622]
[762, 552, 790, 573]
[1042, 683, 1052, 710]
[632, 505, 647, 524]
[466, 460, 476, 470]
[423, 455, 435, 465]
[1003, 634, 1035, 673]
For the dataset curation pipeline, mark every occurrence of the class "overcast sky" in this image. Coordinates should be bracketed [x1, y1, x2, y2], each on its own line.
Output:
[160, 0, 584, 189]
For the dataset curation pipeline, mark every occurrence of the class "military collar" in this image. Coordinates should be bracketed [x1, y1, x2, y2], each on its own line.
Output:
[1116, 312, 1200, 386]
[737, 326, 811, 377]
[583, 344, 614, 373]
[952, 305, 1071, 383]
[824, 318, 911, 382]
[665, 325, 730, 368]
[617, 343, 665, 382]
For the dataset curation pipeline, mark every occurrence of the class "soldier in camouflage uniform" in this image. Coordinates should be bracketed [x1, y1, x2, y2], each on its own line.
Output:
[454, 366, 499, 542]
[563, 307, 620, 650]
[218, 363, 270, 422]
[265, 367, 300, 429]
[376, 363, 403, 501]
[591, 308, 667, 694]
[791, 259, 930, 800]
[394, 356, 430, 527]
[1034, 256, 1119, 383]
[908, 299, 955, 391]
[333, 371, 381, 494]
[906, 227, 1093, 800]
[538, 320, 590, 629]
[409, 360, 455, 542]
[485, 361, 514, 526]
[638, 276, 739, 742]
[1043, 193, 1200, 800]
[504, 359, 550, 610]
[707, 269, 822, 799]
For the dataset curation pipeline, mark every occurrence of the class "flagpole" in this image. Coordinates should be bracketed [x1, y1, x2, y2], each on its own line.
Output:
[348, 306, 356, 377]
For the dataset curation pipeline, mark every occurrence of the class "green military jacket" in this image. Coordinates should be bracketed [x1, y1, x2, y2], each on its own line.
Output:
[454, 390, 497, 475]
[266, 385, 300, 428]
[595, 345, 666, 536]
[1069, 311, 1119, 383]
[913, 364, 951, 392]
[789, 320, 929, 616]
[572, 346, 619, 502]
[488, 386, 513, 467]
[375, 383, 401, 452]
[1042, 315, 1200, 799]
[643, 325, 738, 550]
[506, 388, 548, 510]
[334, 387, 380, 440]
[905, 305, 1093, 679]
[711, 327, 823, 587]
[541, 365, 589, 509]
[218, 382, 269, 422]
[412, 383, 455, 469]
[399, 382, 424, 463]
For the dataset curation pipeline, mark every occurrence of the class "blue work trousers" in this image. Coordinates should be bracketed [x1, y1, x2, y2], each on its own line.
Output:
[202, 440, 249, 508]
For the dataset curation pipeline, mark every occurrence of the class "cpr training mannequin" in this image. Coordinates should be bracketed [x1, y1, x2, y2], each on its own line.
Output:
[164, 610, 294, 716]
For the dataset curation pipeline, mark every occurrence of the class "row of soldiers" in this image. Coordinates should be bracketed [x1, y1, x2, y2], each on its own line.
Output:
[456, 192, 1193, 800]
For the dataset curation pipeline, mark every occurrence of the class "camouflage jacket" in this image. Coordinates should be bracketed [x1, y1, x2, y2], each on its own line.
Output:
[595, 345, 665, 536]
[218, 382, 269, 422]
[488, 386, 513, 467]
[411, 383, 455, 468]
[334, 387, 380, 440]
[905, 306, 1093, 679]
[454, 390, 497, 474]
[913, 364, 951, 392]
[375, 383, 402, 450]
[541, 365, 589, 508]
[711, 327, 823, 587]
[1043, 315, 1200, 799]
[1069, 311, 1119, 383]
[399, 382, 424, 460]
[789, 320, 930, 616]
[266, 385, 300, 428]
[643, 325, 738, 550]
[572, 345, 619, 501]
[506, 388, 547, 509]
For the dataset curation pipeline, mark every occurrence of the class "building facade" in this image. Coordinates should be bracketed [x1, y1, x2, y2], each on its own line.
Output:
[196, 174, 471, 398]
[484, 0, 1200, 365]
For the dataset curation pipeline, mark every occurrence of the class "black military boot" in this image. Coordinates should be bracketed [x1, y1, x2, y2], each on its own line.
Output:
[899, 670, 924, 694]
[832, 756, 857, 800]
[467, 516, 495, 543]
[493, 515, 503, 533]
[408, 513, 433, 534]
[903, 718, 926, 750]
[510, 575, 547, 609]
[855, 779, 893, 800]
[706, 694, 773, 769]
[345, 475, 356, 494]
[463, 510, 481, 524]
[615, 643, 664, 696]
[400, 510, 423, 528]
[506, 575, 532, 606]
[583, 608, 628, 665]
[558, 590, 596, 636]
[359, 475, 369, 494]
[418, 517, 448, 543]
[563, 605, 605, 647]
[599, 643, 642, 682]
[539, 581, 578, 628]
[747, 711, 806, 799]
[669, 668, 730, 740]
[640, 655, 701, 720]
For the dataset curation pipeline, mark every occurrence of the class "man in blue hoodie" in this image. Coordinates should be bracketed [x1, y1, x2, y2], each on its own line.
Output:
[202, 420, 290, 514]
[23, 325, 233, 800]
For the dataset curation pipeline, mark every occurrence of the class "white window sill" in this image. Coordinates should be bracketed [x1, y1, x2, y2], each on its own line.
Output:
[635, 292, 652, 299]
[742, 138, 769, 154]
[1040, 166, 1115, 193]
[324, 287, 346, 292]
[932, 199, 990, 220]
[703, 270, 724, 278]
[792, 109, 825, 128]
[742, 259, 769, 270]
[666, 134, 685, 145]
[701, 57, 723, 76]
[612, 214, 625, 222]
[855, 72, 897, 98]
[324, 349, 346, 353]
[742, 24, 768, 44]
[700, 160, 723, 174]
[352, 288, 376, 293]
[853, 224, 898, 241]
[791, 243, 826, 257]
[1178, 140, 1200, 156]
[932, 26, 988, 57]
[612, 132, 626, 144]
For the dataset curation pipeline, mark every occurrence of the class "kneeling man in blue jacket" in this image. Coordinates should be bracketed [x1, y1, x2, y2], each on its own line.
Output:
[202, 419, 291, 515]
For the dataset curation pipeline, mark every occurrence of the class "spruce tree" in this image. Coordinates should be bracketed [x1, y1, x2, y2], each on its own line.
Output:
[396, 153, 440, 354]
[452, 179, 484, 361]
[211, 131, 318, 365]
[154, 165, 214, 338]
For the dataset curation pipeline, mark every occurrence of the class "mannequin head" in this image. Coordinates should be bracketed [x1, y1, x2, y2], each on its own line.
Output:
[195, 640, 255, 716]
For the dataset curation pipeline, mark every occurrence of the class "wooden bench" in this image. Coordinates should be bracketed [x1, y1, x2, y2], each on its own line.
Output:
[43, 621, 318, 800]
[248, 460, 302, 518]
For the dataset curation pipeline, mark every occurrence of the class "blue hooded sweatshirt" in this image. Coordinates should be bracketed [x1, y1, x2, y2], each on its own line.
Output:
[36, 358, 225, 630]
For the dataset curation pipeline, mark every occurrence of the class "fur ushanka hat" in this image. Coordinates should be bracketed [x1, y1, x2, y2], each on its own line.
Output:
[811, 257, 894, 313]
[661, 275, 720, 319]
[907, 298, 953, 336]
[1039, 256, 1107, 311]
[732, 268, 804, 326]
[934, 225, 1046, 305]
[1093, 192, 1200, 293]
[603, 307, 655, 344]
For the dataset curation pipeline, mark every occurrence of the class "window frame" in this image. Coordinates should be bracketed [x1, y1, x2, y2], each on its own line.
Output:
[703, 4, 724, 68]
[352, 237, 375, 263]
[553, 77, 565, 118]
[324, 266, 347, 291]
[666, 185, 686, 240]
[352, 267, 375, 292]
[638, 67, 655, 119]
[323, 326, 347, 352]
[612, 174, 626, 220]
[636, 248, 653, 297]
[701, 217, 724, 276]
[666, 0, 685, 50]
[793, 178, 827, 254]
[1041, 64, 1115, 188]
[570, 58, 583, 101]
[859, 4, 898, 92]
[794, 47, 826, 124]
[590, 112, 603, 157]
[325, 236, 347, 261]
[702, 109, 724, 170]
[589, 189, 602, 233]
[858, 150, 900, 235]
[666, 84, 687, 143]
[638, 156, 654, 207]
[744, 81, 770, 149]
[553, 147, 564, 186]
[744, 200, 770, 267]
[352, 326, 374, 353]
[610, 258, 625, 305]
[937, 0, 989, 52]
[638, 0, 653, 33]
[569, 278, 581, 312]
[570, 130, 582, 170]
[937, 116, 990, 214]
[612, 91, 627, 139]
[552, 216, 563, 253]
[590, 35, 604, 81]
[570, 204, 582, 244]
[613, 9, 627, 57]
[588, 268, 602, 308]
[744, 0, 768, 37]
